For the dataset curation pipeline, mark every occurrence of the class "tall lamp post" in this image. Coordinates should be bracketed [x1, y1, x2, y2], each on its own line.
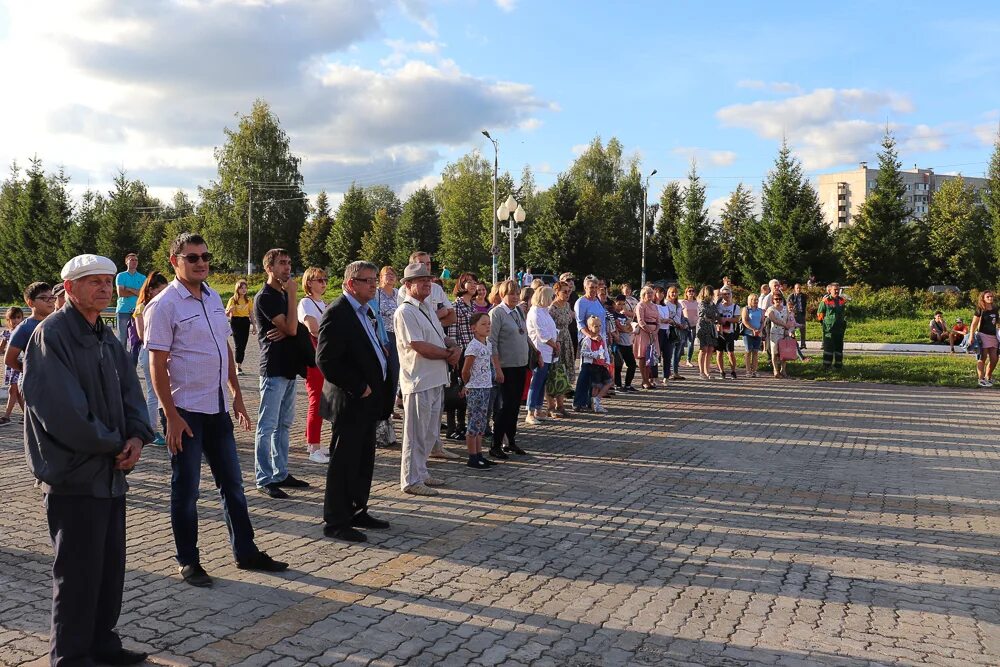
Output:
[640, 168, 657, 286]
[246, 182, 254, 275]
[497, 194, 526, 281]
[482, 130, 500, 286]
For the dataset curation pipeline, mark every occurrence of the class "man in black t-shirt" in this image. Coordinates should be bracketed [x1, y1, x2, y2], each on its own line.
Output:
[254, 248, 310, 498]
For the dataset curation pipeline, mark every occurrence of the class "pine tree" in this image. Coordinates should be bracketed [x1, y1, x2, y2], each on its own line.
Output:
[0, 162, 23, 298]
[326, 184, 372, 277]
[648, 182, 682, 281]
[925, 176, 992, 288]
[360, 208, 397, 269]
[13, 158, 52, 286]
[718, 183, 755, 286]
[96, 171, 142, 266]
[393, 187, 440, 268]
[299, 190, 333, 269]
[62, 189, 103, 264]
[363, 185, 402, 223]
[985, 128, 1000, 275]
[671, 162, 716, 288]
[47, 167, 75, 267]
[837, 131, 913, 288]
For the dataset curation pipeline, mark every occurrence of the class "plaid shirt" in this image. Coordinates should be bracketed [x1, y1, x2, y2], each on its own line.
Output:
[449, 298, 475, 348]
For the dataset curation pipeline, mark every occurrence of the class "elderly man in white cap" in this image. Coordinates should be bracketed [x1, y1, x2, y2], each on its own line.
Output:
[23, 253, 154, 667]
[394, 262, 461, 495]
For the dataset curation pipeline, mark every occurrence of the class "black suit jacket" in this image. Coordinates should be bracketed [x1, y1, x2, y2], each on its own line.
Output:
[316, 295, 393, 424]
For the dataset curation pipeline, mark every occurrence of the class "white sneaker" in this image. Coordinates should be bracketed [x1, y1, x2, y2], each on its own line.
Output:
[593, 398, 607, 413]
[430, 447, 460, 460]
[321, 446, 331, 457]
[979, 379, 989, 387]
[987, 379, 995, 387]
[308, 449, 330, 464]
[525, 414, 539, 425]
[404, 484, 439, 496]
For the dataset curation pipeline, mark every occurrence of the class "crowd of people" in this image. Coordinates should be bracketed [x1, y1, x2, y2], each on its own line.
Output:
[13, 232, 1000, 666]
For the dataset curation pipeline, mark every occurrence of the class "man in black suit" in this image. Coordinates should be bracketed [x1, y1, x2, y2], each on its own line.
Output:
[317, 260, 394, 542]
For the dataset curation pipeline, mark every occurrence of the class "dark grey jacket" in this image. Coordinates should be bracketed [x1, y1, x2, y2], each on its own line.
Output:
[22, 304, 153, 497]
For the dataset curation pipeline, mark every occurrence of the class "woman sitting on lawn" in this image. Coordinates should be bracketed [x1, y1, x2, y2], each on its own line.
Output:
[970, 290, 999, 387]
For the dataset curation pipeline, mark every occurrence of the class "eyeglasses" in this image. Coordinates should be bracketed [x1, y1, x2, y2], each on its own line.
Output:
[36, 295, 56, 303]
[311, 278, 329, 283]
[352, 277, 376, 284]
[176, 252, 213, 263]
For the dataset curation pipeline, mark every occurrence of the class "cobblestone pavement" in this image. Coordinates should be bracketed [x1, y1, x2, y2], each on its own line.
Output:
[2, 350, 999, 666]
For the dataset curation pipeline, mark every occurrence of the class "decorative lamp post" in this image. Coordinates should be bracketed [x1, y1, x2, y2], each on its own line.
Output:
[498, 195, 525, 281]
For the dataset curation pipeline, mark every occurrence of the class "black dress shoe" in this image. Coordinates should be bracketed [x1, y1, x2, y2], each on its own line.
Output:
[351, 512, 390, 530]
[324, 525, 367, 542]
[503, 443, 527, 455]
[276, 474, 310, 488]
[488, 446, 509, 460]
[236, 551, 289, 572]
[93, 648, 149, 665]
[258, 484, 289, 499]
[179, 563, 212, 588]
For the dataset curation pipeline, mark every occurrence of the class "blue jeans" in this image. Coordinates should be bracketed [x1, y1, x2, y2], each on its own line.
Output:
[115, 312, 131, 347]
[255, 375, 297, 487]
[662, 332, 683, 376]
[168, 409, 257, 566]
[573, 363, 592, 409]
[684, 328, 696, 362]
[527, 363, 549, 410]
[137, 347, 159, 432]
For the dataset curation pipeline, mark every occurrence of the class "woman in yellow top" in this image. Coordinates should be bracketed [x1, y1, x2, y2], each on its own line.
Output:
[226, 279, 256, 375]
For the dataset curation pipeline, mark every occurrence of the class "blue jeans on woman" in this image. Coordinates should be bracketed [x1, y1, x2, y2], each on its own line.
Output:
[684, 328, 696, 362]
[662, 331, 683, 377]
[527, 362, 550, 410]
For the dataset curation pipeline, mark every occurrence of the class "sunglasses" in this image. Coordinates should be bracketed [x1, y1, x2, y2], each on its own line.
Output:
[176, 252, 213, 263]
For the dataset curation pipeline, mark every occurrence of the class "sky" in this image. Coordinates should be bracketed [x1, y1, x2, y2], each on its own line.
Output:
[0, 0, 997, 219]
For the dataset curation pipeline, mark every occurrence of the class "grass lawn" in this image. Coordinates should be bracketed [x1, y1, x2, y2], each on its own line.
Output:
[805, 309, 969, 344]
[731, 352, 980, 388]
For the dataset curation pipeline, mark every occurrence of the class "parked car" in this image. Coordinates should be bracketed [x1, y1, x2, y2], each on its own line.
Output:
[532, 273, 559, 285]
[928, 285, 960, 294]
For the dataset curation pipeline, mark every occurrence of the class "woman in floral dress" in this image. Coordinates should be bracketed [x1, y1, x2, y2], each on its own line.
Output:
[546, 280, 577, 416]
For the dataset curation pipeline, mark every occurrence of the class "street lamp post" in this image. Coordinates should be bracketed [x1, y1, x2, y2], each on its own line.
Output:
[482, 130, 499, 286]
[640, 168, 657, 286]
[246, 182, 253, 275]
[497, 194, 526, 281]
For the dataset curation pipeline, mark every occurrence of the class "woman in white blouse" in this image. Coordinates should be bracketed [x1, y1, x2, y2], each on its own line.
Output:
[765, 291, 795, 379]
[525, 286, 560, 425]
[298, 267, 329, 463]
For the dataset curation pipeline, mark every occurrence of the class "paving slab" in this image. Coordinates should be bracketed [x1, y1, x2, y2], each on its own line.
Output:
[1, 346, 998, 666]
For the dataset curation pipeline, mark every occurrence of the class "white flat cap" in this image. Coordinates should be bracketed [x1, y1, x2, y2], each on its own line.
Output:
[61, 254, 118, 281]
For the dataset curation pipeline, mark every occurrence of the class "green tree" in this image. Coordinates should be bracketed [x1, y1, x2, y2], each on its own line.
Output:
[671, 163, 716, 288]
[985, 129, 1000, 276]
[47, 167, 76, 267]
[326, 183, 372, 276]
[524, 175, 581, 276]
[363, 185, 402, 223]
[925, 176, 992, 288]
[837, 131, 914, 288]
[96, 171, 143, 266]
[393, 187, 440, 268]
[437, 151, 493, 274]
[360, 208, 396, 269]
[14, 158, 54, 286]
[200, 99, 308, 271]
[299, 190, 333, 269]
[718, 183, 755, 285]
[0, 162, 24, 298]
[62, 189, 103, 265]
[648, 182, 682, 281]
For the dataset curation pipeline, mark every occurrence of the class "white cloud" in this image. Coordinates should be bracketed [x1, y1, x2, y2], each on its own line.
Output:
[496, 0, 517, 11]
[570, 144, 588, 157]
[901, 124, 946, 153]
[0, 0, 551, 198]
[717, 88, 917, 169]
[518, 118, 543, 131]
[672, 147, 737, 167]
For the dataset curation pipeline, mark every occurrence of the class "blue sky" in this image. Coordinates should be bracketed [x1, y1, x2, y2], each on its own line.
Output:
[0, 0, 996, 215]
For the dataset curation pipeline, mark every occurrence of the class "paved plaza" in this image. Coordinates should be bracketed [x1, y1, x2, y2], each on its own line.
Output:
[1, 354, 999, 666]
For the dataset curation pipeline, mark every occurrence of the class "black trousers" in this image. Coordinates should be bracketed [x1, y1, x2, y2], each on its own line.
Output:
[323, 409, 377, 529]
[47, 494, 126, 667]
[495, 365, 527, 448]
[231, 316, 252, 365]
[615, 345, 637, 387]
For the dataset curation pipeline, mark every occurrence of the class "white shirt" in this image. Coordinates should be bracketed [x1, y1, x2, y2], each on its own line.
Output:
[297, 297, 326, 325]
[394, 295, 449, 394]
[657, 304, 670, 330]
[521, 272, 533, 287]
[464, 338, 493, 390]
[397, 283, 452, 312]
[526, 305, 558, 363]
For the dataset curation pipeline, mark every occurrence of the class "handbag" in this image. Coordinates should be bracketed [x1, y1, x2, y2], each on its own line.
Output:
[545, 360, 572, 395]
[778, 336, 798, 361]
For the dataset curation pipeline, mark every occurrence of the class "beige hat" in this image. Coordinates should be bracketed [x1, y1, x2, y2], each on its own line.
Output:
[559, 272, 575, 281]
[402, 262, 432, 282]
[61, 254, 117, 281]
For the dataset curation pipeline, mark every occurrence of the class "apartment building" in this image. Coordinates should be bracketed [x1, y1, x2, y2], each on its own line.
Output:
[817, 164, 988, 230]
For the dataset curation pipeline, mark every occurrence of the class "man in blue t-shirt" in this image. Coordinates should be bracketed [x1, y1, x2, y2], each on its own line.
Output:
[3, 282, 57, 400]
[115, 253, 146, 351]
